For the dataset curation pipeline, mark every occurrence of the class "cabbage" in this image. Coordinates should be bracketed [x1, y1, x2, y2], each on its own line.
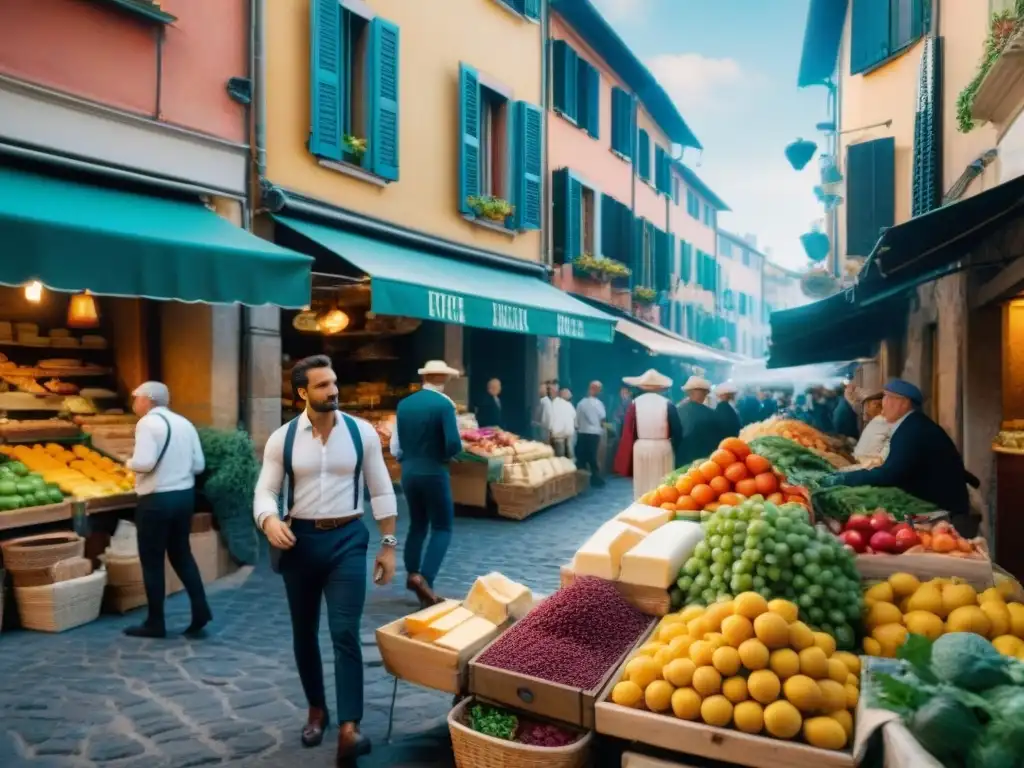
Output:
[932, 633, 1011, 691]
[909, 694, 981, 762]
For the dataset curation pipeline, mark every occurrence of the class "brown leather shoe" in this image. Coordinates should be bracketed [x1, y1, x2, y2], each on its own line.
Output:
[406, 573, 443, 608]
[301, 707, 329, 748]
[336, 722, 371, 764]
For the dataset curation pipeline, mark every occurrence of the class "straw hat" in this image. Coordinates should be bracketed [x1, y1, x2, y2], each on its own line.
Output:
[623, 369, 672, 391]
[682, 375, 712, 392]
[417, 360, 460, 377]
[715, 381, 738, 396]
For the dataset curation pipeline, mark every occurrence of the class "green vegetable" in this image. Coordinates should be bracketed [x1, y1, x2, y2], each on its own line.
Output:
[468, 704, 518, 741]
[811, 485, 938, 522]
[6, 461, 28, 477]
[910, 694, 983, 762]
[749, 436, 834, 488]
[0, 480, 16, 496]
[197, 428, 262, 565]
[932, 633, 1011, 691]
[968, 731, 1020, 768]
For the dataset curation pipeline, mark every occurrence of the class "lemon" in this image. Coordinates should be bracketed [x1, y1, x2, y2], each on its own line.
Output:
[737, 638, 770, 670]
[645, 679, 675, 712]
[664, 658, 697, 690]
[626, 656, 662, 689]
[678, 605, 706, 623]
[783, 674, 822, 713]
[734, 591, 769, 620]
[993, 635, 1024, 657]
[692, 666, 722, 697]
[722, 676, 748, 704]
[754, 612, 791, 649]
[788, 621, 815, 651]
[712, 646, 742, 677]
[733, 700, 764, 734]
[946, 606, 991, 637]
[903, 611, 945, 641]
[980, 601, 1012, 638]
[817, 679, 847, 712]
[767, 599, 799, 623]
[906, 584, 944, 616]
[845, 682, 859, 709]
[700, 694, 734, 727]
[826, 658, 849, 684]
[689, 640, 716, 667]
[638, 641, 666, 657]
[747, 669, 781, 704]
[687, 617, 710, 639]
[611, 680, 643, 707]
[863, 581, 894, 603]
[831, 651, 861, 677]
[888, 572, 921, 598]
[769, 648, 801, 680]
[846, 673, 859, 688]
[721, 614, 754, 647]
[941, 583, 979, 618]
[804, 716, 848, 750]
[671, 687, 702, 720]
[1008, 602, 1024, 637]
[979, 587, 1005, 605]
[798, 646, 829, 679]
[764, 700, 802, 739]
[872, 623, 909, 658]
[829, 709, 853, 740]
[668, 634, 695, 659]
[659, 622, 689, 644]
[865, 602, 902, 631]
[653, 647, 677, 669]
[863, 637, 882, 656]
[703, 601, 734, 631]
[704, 632, 726, 650]
[813, 632, 837, 658]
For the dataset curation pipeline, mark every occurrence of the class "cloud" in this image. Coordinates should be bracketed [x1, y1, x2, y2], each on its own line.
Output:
[646, 52, 747, 113]
[591, 0, 649, 21]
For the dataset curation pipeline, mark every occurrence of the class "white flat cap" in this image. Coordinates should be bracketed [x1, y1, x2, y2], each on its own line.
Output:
[132, 381, 169, 407]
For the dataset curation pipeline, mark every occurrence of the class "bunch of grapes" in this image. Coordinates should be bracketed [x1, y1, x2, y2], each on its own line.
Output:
[676, 498, 862, 650]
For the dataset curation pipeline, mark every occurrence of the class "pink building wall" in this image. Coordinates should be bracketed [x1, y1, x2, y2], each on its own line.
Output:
[0, 0, 247, 144]
[669, 170, 718, 256]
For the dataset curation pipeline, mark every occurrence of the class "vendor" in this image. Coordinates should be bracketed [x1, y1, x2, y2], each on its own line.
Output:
[821, 379, 971, 532]
[677, 375, 722, 467]
[713, 381, 742, 439]
[853, 391, 890, 462]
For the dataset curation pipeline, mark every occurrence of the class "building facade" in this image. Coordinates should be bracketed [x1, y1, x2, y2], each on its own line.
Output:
[717, 231, 767, 357]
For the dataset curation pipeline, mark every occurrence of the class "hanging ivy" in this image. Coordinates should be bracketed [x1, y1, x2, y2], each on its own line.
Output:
[957, 3, 1024, 133]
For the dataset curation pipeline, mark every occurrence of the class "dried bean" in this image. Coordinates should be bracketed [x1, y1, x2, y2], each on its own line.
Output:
[478, 578, 649, 689]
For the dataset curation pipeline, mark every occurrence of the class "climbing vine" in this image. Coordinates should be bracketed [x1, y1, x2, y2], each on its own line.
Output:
[957, 2, 1024, 133]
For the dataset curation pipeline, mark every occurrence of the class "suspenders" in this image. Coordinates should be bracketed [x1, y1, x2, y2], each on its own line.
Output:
[277, 413, 364, 519]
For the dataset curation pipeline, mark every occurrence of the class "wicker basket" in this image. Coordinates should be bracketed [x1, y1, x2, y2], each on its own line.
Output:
[1, 532, 85, 572]
[447, 697, 591, 768]
[103, 555, 144, 587]
[15, 569, 107, 632]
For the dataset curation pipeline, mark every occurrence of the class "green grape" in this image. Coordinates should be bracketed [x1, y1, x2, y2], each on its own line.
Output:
[791, 552, 807, 569]
[709, 535, 723, 550]
[710, 562, 725, 577]
[694, 542, 710, 559]
[701, 588, 717, 605]
[780, 569, 794, 583]
[711, 547, 724, 561]
[763, 553, 777, 566]
[721, 535, 734, 550]
[732, 546, 745, 560]
[776, 516, 792, 531]
[808, 606, 825, 624]
[752, 575, 766, 590]
[792, 574, 810, 591]
[774, 543, 790, 558]
[736, 573, 754, 591]
[767, 566, 781, 582]
[828, 609, 846, 626]
[807, 584, 824, 600]
[733, 521, 748, 536]
[798, 593, 814, 609]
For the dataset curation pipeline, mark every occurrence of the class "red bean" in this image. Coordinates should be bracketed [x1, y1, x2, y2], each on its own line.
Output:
[478, 578, 650, 689]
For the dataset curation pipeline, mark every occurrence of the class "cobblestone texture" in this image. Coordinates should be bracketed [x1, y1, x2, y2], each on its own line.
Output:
[0, 479, 634, 767]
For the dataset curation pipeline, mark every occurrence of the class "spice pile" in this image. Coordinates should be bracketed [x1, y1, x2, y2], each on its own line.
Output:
[477, 578, 651, 689]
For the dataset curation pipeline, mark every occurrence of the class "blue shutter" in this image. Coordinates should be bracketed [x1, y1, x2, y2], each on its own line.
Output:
[644, 220, 656, 287]
[578, 60, 599, 138]
[552, 40, 578, 122]
[912, 36, 941, 217]
[680, 241, 692, 285]
[637, 129, 650, 181]
[665, 232, 676, 293]
[553, 168, 569, 262]
[522, 0, 540, 21]
[610, 88, 625, 154]
[600, 193, 616, 258]
[631, 216, 644, 286]
[892, 0, 926, 51]
[851, 0, 891, 75]
[513, 101, 543, 230]
[569, 176, 582, 258]
[368, 18, 400, 181]
[654, 145, 664, 193]
[846, 137, 896, 256]
[309, 0, 343, 161]
[458, 64, 480, 215]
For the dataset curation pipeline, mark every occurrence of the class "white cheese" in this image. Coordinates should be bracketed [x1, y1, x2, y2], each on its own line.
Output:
[435, 615, 499, 651]
[572, 520, 648, 580]
[416, 606, 474, 641]
[404, 599, 461, 636]
[462, 572, 533, 624]
[615, 503, 673, 533]
[618, 520, 705, 588]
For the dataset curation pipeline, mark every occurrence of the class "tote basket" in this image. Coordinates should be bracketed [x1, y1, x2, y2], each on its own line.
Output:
[1, 532, 84, 572]
[447, 696, 591, 768]
[15, 568, 107, 633]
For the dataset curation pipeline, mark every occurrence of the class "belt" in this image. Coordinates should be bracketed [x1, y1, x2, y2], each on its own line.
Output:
[290, 515, 363, 532]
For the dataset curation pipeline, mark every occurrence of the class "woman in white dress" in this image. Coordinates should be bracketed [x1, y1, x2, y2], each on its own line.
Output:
[613, 370, 683, 499]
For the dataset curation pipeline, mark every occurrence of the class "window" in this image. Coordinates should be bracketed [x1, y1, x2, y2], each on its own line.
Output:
[493, 0, 540, 20]
[686, 188, 700, 219]
[637, 129, 650, 181]
[702, 202, 716, 229]
[576, 57, 600, 138]
[610, 87, 633, 159]
[742, 249, 751, 267]
[850, 0, 927, 75]
[679, 240, 693, 285]
[552, 41, 599, 137]
[553, 168, 599, 263]
[654, 145, 671, 196]
[601, 193, 633, 264]
[846, 137, 895, 256]
[653, 228, 673, 294]
[582, 187, 596, 255]
[309, 0, 400, 180]
[672, 176, 680, 205]
[459, 64, 543, 230]
[720, 239, 732, 258]
[696, 250, 718, 292]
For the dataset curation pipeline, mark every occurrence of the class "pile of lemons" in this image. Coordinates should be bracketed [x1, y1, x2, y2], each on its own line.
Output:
[1, 443, 134, 498]
[609, 593, 859, 751]
[863, 571, 1024, 659]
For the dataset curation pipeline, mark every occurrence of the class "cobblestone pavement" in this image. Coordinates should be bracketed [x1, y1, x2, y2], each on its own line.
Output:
[0, 478, 634, 767]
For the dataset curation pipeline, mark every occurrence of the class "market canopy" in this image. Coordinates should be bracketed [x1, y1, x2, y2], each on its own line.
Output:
[855, 172, 1024, 307]
[615, 317, 731, 364]
[274, 216, 617, 343]
[0, 166, 313, 308]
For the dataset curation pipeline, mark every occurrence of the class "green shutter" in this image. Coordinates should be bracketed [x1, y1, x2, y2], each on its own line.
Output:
[631, 216, 644, 286]
[619, 199, 633, 265]
[578, 60, 600, 138]
[309, 0, 343, 160]
[891, 0, 926, 51]
[569, 176, 583, 259]
[638, 129, 650, 181]
[368, 18, 400, 181]
[912, 36, 941, 217]
[654, 145, 664, 193]
[851, 0, 891, 75]
[552, 40, 578, 122]
[458, 64, 480, 215]
[611, 88, 628, 155]
[600, 193, 615, 258]
[553, 168, 568, 263]
[513, 101, 543, 230]
[522, 0, 540, 21]
[680, 241, 692, 284]
[846, 136, 896, 257]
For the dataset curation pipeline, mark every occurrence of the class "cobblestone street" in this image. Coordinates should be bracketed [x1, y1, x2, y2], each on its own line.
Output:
[0, 479, 633, 767]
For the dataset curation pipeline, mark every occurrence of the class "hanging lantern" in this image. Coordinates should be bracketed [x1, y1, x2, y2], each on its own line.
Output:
[317, 307, 350, 335]
[800, 231, 831, 263]
[801, 268, 839, 299]
[292, 310, 319, 332]
[820, 159, 843, 186]
[67, 291, 100, 329]
[785, 138, 817, 171]
[23, 281, 43, 303]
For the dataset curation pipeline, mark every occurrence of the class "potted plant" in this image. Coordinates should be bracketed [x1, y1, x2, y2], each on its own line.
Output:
[958, 8, 1023, 133]
[572, 253, 631, 283]
[467, 195, 514, 223]
[632, 286, 657, 306]
[343, 134, 367, 162]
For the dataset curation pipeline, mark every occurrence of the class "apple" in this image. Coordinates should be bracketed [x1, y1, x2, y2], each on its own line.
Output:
[869, 511, 895, 533]
[838, 529, 867, 553]
[894, 527, 921, 553]
[869, 530, 899, 553]
[890, 522, 912, 536]
[845, 514, 873, 534]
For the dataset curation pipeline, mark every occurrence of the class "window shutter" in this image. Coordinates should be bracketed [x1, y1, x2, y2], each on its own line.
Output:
[458, 64, 480, 215]
[522, 0, 540, 21]
[892, 0, 926, 51]
[644, 220, 656, 286]
[631, 216, 645, 285]
[619, 200, 633, 266]
[368, 18, 400, 181]
[569, 176, 583, 259]
[846, 137, 896, 257]
[309, 0, 343, 161]
[653, 228, 670, 293]
[513, 101, 543, 230]
[637, 129, 650, 181]
[851, 0, 891, 75]
[552, 40, 578, 122]
[583, 61, 600, 138]
[600, 193, 616, 258]
[912, 36, 941, 217]
[553, 168, 568, 263]
[667, 232, 676, 292]
[611, 88, 629, 155]
[680, 241, 692, 284]
[654, 145, 665, 194]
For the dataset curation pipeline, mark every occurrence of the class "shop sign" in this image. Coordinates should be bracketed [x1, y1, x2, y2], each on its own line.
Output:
[556, 314, 586, 339]
[491, 302, 530, 333]
[427, 290, 467, 324]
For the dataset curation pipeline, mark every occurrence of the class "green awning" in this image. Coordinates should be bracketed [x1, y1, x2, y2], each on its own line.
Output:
[275, 216, 617, 343]
[0, 166, 313, 308]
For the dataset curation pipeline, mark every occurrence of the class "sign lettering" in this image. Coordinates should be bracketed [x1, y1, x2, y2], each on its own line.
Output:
[557, 314, 586, 339]
[491, 302, 530, 333]
[427, 290, 466, 324]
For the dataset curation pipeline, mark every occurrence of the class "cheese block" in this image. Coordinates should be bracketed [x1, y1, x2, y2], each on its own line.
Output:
[415, 606, 474, 642]
[615, 503, 673, 533]
[403, 599, 462, 636]
[463, 572, 533, 624]
[618, 520, 704, 588]
[435, 615, 499, 651]
[572, 520, 648, 580]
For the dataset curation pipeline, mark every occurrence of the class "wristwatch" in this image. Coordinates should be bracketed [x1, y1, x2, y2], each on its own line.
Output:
[381, 535, 398, 548]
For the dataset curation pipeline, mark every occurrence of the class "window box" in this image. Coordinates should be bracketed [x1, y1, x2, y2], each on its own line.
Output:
[634, 304, 660, 325]
[552, 263, 612, 303]
[632, 286, 657, 306]
[965, 22, 1024, 130]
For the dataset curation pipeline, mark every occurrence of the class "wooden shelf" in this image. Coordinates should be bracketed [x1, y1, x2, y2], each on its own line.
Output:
[0, 502, 73, 531]
[0, 339, 108, 350]
[4, 367, 111, 378]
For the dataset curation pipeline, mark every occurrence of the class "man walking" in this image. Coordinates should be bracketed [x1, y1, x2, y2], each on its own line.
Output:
[548, 387, 577, 458]
[575, 381, 606, 486]
[390, 360, 464, 608]
[124, 381, 211, 640]
[254, 355, 397, 762]
[677, 374, 722, 467]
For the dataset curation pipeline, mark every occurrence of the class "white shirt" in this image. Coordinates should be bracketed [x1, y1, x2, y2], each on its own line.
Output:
[536, 396, 553, 429]
[253, 410, 397, 528]
[548, 398, 577, 439]
[128, 406, 205, 496]
[576, 396, 606, 435]
[389, 383, 454, 460]
[854, 415, 892, 461]
[634, 392, 671, 440]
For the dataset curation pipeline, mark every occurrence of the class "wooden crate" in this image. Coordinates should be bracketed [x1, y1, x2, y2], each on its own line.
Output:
[559, 565, 671, 617]
[493, 474, 580, 521]
[450, 460, 490, 508]
[375, 610, 507, 695]
[85, 492, 137, 514]
[0, 502, 72, 532]
[856, 551, 994, 590]
[469, 619, 655, 729]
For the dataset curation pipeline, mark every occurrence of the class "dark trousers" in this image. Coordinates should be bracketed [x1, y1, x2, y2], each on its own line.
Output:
[281, 518, 369, 724]
[135, 488, 209, 629]
[401, 472, 453, 587]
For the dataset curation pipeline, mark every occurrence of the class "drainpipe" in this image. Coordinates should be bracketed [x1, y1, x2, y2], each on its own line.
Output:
[253, 0, 268, 180]
[541, 0, 550, 268]
[630, 95, 638, 290]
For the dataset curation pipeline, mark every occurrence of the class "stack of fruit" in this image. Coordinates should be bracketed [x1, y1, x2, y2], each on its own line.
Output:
[862, 572, 1024, 659]
[608, 594, 859, 751]
[677, 498, 862, 650]
[838, 513, 985, 558]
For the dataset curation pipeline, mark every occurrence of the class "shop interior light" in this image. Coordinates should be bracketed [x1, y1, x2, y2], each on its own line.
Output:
[24, 281, 43, 303]
[67, 290, 100, 329]
[317, 307, 350, 335]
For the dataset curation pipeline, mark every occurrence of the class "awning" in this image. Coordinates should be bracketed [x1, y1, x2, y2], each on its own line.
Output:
[797, 0, 849, 87]
[856, 172, 1024, 306]
[615, 317, 731, 364]
[768, 291, 909, 368]
[275, 216, 617, 342]
[0, 166, 312, 307]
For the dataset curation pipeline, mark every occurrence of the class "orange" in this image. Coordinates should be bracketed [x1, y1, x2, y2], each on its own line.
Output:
[745, 455, 772, 475]
[639, 491, 658, 506]
[676, 495, 699, 512]
[767, 493, 784, 505]
[785, 495, 807, 505]
[709, 476, 731, 495]
[724, 462, 750, 484]
[699, 461, 723, 482]
[660, 502, 677, 512]
[711, 449, 738, 469]
[931, 533, 956, 553]
[720, 438, 751, 459]
[691, 484, 716, 507]
[735, 478, 758, 497]
[754, 473, 779, 496]
[718, 492, 744, 506]
[704, 502, 721, 512]
[675, 476, 696, 495]
[659, 485, 680, 504]
[687, 468, 706, 485]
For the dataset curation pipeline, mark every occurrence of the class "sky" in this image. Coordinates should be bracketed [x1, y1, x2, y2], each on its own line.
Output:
[592, 0, 828, 270]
